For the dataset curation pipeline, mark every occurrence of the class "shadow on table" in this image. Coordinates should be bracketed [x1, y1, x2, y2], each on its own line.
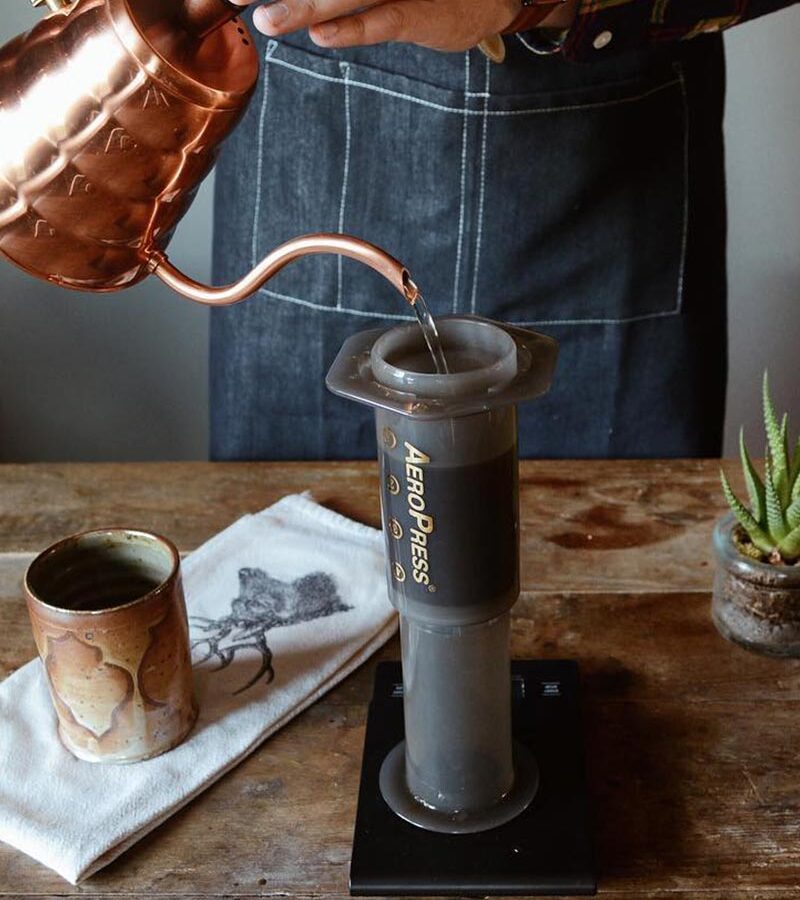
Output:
[583, 660, 716, 888]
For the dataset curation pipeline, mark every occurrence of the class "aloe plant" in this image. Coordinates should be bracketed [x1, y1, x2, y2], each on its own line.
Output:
[720, 373, 800, 564]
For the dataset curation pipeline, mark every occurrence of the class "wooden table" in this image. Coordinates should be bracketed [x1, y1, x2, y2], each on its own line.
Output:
[1, 460, 798, 899]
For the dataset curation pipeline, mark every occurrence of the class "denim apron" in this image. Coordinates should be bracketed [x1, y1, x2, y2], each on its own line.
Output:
[210, 29, 727, 460]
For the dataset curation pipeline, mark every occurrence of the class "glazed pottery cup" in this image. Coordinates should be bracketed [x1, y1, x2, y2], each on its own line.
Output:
[24, 529, 198, 763]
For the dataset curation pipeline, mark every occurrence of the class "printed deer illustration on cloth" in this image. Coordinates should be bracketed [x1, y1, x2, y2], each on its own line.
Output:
[191, 568, 352, 694]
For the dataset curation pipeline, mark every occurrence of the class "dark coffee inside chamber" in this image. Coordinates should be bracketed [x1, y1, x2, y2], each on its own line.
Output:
[381, 446, 517, 614]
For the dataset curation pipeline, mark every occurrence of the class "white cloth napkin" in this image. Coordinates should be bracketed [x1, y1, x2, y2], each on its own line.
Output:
[0, 494, 396, 884]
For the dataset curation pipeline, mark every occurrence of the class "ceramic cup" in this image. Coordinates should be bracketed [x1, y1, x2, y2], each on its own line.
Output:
[24, 528, 198, 763]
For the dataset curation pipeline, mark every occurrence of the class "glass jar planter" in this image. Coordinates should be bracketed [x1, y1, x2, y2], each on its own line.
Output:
[712, 514, 800, 657]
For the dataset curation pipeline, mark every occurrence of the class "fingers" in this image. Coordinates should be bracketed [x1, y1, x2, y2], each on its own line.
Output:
[252, 0, 384, 35]
[252, 0, 522, 50]
[308, 2, 412, 46]
[306, 0, 518, 50]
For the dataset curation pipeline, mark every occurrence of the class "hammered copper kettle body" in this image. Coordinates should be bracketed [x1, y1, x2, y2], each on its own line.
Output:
[0, 0, 415, 305]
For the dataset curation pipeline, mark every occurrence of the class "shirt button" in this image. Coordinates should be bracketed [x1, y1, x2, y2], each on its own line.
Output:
[593, 30, 613, 49]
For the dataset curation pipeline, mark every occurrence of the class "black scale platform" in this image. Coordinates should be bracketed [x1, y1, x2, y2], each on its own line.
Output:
[350, 660, 596, 896]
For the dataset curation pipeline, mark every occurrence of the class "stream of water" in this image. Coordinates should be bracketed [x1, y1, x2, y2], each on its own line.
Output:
[411, 293, 449, 375]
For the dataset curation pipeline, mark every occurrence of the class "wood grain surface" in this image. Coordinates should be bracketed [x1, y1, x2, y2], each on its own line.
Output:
[1, 460, 798, 899]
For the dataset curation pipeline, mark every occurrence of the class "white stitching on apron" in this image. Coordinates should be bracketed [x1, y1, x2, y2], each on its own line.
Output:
[257, 284, 416, 320]
[452, 51, 470, 314]
[251, 40, 278, 270]
[470, 57, 491, 315]
[513, 307, 682, 327]
[675, 62, 689, 314]
[337, 61, 352, 310]
[264, 53, 682, 117]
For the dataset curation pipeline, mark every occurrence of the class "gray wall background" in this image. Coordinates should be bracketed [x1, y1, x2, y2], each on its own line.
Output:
[0, 5, 797, 462]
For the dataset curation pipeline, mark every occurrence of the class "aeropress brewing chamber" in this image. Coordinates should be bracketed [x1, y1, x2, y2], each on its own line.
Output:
[328, 318, 593, 895]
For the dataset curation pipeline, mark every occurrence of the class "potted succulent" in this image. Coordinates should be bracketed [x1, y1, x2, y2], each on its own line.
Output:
[713, 374, 800, 657]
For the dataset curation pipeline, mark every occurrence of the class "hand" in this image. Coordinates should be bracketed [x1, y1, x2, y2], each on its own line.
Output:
[245, 0, 522, 51]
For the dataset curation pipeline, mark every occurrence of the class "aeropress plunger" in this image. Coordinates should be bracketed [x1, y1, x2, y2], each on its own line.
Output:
[328, 317, 594, 895]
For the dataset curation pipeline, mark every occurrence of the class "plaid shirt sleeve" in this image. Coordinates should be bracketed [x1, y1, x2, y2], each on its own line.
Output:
[556, 0, 798, 61]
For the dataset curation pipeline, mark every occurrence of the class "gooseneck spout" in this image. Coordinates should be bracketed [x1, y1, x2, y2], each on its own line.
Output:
[146, 233, 419, 307]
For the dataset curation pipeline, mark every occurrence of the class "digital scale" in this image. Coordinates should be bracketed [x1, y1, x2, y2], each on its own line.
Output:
[350, 660, 596, 896]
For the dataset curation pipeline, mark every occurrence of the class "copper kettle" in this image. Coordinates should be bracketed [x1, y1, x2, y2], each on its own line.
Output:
[0, 0, 416, 305]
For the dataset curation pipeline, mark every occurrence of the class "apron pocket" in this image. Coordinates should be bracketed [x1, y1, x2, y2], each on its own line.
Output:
[251, 40, 468, 320]
[470, 60, 688, 326]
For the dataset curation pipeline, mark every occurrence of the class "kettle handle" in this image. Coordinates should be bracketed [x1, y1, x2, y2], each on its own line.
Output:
[145, 233, 419, 307]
